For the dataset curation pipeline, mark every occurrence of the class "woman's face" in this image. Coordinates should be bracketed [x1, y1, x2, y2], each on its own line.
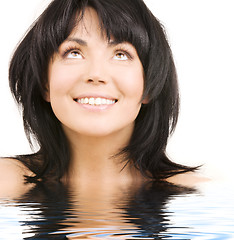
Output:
[47, 8, 145, 138]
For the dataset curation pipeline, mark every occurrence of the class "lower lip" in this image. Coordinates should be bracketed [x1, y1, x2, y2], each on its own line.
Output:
[74, 101, 116, 111]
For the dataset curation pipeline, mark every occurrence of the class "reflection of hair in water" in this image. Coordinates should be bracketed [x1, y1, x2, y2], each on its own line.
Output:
[19, 182, 74, 240]
[19, 181, 196, 239]
[20, 182, 72, 239]
[9, 0, 198, 182]
[121, 181, 197, 239]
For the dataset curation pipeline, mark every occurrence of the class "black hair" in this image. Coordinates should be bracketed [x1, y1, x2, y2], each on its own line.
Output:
[9, 0, 198, 182]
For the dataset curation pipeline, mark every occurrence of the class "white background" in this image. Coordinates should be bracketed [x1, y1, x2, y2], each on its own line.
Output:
[0, 0, 233, 181]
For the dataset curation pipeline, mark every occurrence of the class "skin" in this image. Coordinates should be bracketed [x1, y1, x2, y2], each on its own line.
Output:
[0, 8, 146, 199]
[0, 8, 208, 199]
[0, 158, 34, 198]
[46, 8, 146, 184]
[0, 7, 210, 238]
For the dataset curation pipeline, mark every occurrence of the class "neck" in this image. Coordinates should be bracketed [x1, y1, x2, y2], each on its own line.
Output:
[62, 125, 143, 184]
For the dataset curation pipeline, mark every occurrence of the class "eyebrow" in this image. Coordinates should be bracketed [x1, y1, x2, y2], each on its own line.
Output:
[65, 38, 126, 47]
[66, 38, 88, 46]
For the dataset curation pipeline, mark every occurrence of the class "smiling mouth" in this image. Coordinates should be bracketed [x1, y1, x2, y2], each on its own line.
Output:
[74, 97, 118, 106]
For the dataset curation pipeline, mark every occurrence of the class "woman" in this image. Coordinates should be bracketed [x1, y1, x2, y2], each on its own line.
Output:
[0, 0, 199, 190]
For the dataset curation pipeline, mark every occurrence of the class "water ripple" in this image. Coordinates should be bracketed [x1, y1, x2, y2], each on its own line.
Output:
[1, 180, 234, 239]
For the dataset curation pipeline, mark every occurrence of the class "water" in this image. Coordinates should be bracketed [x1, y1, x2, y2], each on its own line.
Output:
[0, 179, 234, 239]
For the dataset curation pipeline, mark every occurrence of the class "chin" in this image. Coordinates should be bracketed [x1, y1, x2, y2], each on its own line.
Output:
[77, 129, 121, 138]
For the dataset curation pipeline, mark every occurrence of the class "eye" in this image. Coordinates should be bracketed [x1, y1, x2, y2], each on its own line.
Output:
[113, 51, 129, 61]
[66, 49, 83, 59]
[61, 46, 84, 59]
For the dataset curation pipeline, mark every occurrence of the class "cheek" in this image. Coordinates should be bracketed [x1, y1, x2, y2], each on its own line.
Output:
[48, 65, 77, 97]
[118, 67, 144, 100]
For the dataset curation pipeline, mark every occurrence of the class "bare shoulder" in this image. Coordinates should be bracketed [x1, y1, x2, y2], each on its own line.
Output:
[0, 157, 31, 180]
[166, 172, 210, 187]
[0, 158, 34, 198]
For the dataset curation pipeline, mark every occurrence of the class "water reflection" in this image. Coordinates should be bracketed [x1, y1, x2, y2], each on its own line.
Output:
[0, 180, 197, 239]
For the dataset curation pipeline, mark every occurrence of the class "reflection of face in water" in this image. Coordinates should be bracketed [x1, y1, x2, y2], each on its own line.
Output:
[9, 181, 196, 239]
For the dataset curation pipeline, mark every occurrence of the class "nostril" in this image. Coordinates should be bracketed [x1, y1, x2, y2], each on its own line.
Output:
[87, 78, 106, 84]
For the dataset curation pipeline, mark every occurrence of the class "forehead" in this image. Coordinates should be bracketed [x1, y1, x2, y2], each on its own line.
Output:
[69, 7, 106, 40]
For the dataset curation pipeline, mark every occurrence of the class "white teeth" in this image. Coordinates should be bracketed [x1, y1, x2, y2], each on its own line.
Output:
[84, 98, 89, 104]
[89, 98, 95, 105]
[94, 98, 101, 105]
[77, 97, 116, 106]
[101, 98, 107, 104]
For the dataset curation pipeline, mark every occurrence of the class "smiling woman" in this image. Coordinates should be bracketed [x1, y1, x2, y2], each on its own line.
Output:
[1, 0, 199, 186]
[47, 9, 145, 139]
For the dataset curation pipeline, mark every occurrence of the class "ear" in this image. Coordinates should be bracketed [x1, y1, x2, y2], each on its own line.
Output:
[142, 96, 149, 104]
[43, 84, 50, 102]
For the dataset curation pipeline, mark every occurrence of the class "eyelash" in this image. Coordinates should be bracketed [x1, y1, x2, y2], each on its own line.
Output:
[61, 46, 133, 60]
[61, 46, 82, 58]
[114, 48, 133, 60]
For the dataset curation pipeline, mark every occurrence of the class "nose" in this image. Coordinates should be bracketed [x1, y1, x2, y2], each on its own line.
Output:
[85, 59, 107, 85]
